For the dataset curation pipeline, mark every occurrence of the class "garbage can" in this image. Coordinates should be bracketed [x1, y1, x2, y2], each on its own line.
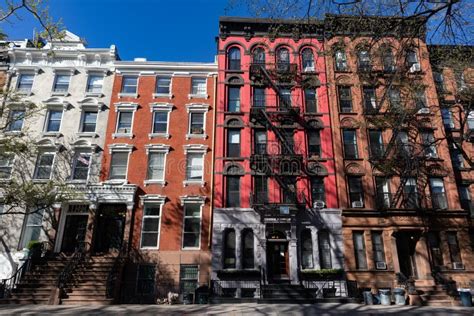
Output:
[379, 289, 392, 305]
[363, 290, 374, 305]
[183, 293, 194, 305]
[195, 286, 209, 304]
[458, 289, 472, 307]
[393, 288, 406, 305]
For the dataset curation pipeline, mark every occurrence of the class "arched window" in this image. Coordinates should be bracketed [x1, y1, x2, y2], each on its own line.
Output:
[224, 229, 236, 268]
[382, 47, 395, 72]
[406, 49, 420, 72]
[301, 229, 313, 269]
[242, 229, 255, 269]
[276, 47, 290, 71]
[301, 48, 315, 72]
[318, 230, 332, 269]
[253, 47, 265, 65]
[228, 47, 241, 70]
[334, 49, 348, 71]
[357, 49, 371, 72]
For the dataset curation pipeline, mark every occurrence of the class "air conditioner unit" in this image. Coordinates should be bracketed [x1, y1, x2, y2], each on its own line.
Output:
[352, 201, 364, 208]
[453, 262, 465, 270]
[410, 63, 421, 73]
[117, 128, 130, 133]
[417, 107, 430, 114]
[376, 262, 387, 270]
[191, 127, 204, 134]
[313, 200, 326, 209]
[426, 152, 438, 159]
[304, 66, 315, 72]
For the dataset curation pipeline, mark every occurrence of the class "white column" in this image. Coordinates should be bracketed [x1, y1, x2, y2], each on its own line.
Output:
[312, 227, 321, 270]
[289, 224, 299, 284]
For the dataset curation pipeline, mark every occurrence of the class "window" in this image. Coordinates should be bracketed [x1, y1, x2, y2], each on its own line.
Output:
[0, 203, 4, 214]
[156, 76, 171, 94]
[7, 110, 25, 132]
[186, 153, 204, 181]
[468, 111, 474, 130]
[459, 185, 472, 214]
[228, 47, 241, 70]
[415, 89, 427, 110]
[421, 131, 437, 158]
[121, 76, 138, 94]
[254, 176, 268, 204]
[372, 232, 386, 268]
[301, 230, 313, 269]
[368, 130, 384, 159]
[441, 108, 454, 130]
[136, 265, 156, 296]
[140, 204, 162, 248]
[253, 87, 266, 108]
[254, 130, 267, 155]
[429, 178, 447, 209]
[342, 130, 358, 159]
[403, 177, 419, 208]
[357, 49, 371, 71]
[86, 75, 103, 93]
[242, 229, 254, 269]
[427, 232, 443, 267]
[406, 50, 420, 72]
[227, 86, 241, 112]
[34, 152, 54, 179]
[396, 131, 410, 155]
[451, 146, 464, 169]
[279, 88, 291, 109]
[253, 48, 265, 64]
[348, 177, 364, 208]
[318, 230, 332, 269]
[455, 71, 467, 91]
[180, 265, 199, 295]
[276, 48, 290, 71]
[45, 110, 62, 132]
[153, 112, 168, 134]
[224, 229, 236, 268]
[334, 49, 348, 71]
[226, 176, 240, 207]
[189, 112, 205, 135]
[433, 72, 445, 92]
[389, 87, 401, 109]
[353, 231, 367, 269]
[338, 86, 352, 113]
[17, 74, 34, 93]
[307, 130, 321, 156]
[382, 48, 395, 72]
[311, 177, 325, 204]
[363, 87, 377, 112]
[304, 88, 317, 113]
[375, 177, 391, 209]
[147, 152, 166, 181]
[81, 111, 97, 133]
[53, 74, 70, 92]
[301, 48, 315, 71]
[447, 232, 462, 267]
[116, 111, 133, 134]
[20, 210, 45, 249]
[191, 77, 207, 96]
[0, 153, 13, 179]
[71, 153, 90, 181]
[182, 203, 201, 249]
[109, 152, 129, 180]
[227, 129, 240, 157]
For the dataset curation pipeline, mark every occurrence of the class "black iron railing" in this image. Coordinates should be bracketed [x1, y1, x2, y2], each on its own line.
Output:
[0, 259, 31, 299]
[106, 244, 128, 300]
[57, 241, 89, 294]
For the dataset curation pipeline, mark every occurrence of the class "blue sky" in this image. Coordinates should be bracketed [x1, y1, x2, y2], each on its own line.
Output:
[4, 0, 246, 62]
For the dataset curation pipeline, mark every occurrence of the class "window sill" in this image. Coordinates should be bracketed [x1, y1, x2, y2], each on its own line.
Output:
[186, 133, 207, 140]
[51, 92, 69, 97]
[183, 180, 205, 187]
[0, 178, 12, 184]
[118, 93, 138, 98]
[3, 131, 23, 136]
[144, 180, 166, 187]
[224, 111, 244, 116]
[32, 179, 51, 183]
[339, 112, 358, 115]
[103, 180, 128, 185]
[77, 132, 98, 138]
[42, 132, 62, 137]
[112, 133, 133, 139]
[149, 133, 170, 139]
[140, 247, 160, 250]
[15, 90, 33, 96]
[67, 179, 88, 184]
[153, 93, 173, 99]
[181, 247, 201, 251]
[303, 112, 324, 117]
[85, 92, 103, 98]
[188, 94, 208, 99]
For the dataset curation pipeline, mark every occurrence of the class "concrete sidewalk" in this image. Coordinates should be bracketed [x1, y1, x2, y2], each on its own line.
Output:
[0, 303, 472, 315]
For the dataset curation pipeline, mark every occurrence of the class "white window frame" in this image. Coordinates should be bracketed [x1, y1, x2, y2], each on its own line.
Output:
[144, 144, 170, 186]
[189, 76, 208, 99]
[0, 151, 14, 181]
[16, 72, 35, 95]
[19, 209, 46, 250]
[118, 75, 139, 98]
[180, 196, 205, 250]
[183, 145, 207, 187]
[41, 99, 70, 137]
[185, 104, 209, 140]
[153, 76, 173, 98]
[6, 108, 26, 133]
[77, 99, 104, 137]
[85, 72, 105, 96]
[33, 151, 56, 181]
[107, 144, 133, 183]
[113, 103, 138, 139]
[70, 151, 92, 183]
[149, 103, 173, 139]
[51, 72, 72, 96]
[139, 195, 166, 250]
[80, 110, 98, 134]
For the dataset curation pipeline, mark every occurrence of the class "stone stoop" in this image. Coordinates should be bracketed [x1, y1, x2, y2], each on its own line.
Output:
[417, 285, 461, 307]
[258, 284, 355, 304]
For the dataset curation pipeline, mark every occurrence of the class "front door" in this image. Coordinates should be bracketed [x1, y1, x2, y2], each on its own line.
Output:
[396, 231, 420, 278]
[267, 241, 289, 281]
[93, 205, 126, 253]
[61, 214, 88, 253]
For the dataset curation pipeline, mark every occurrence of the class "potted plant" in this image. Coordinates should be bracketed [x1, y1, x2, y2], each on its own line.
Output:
[406, 277, 422, 306]
[27, 240, 42, 262]
[300, 268, 344, 280]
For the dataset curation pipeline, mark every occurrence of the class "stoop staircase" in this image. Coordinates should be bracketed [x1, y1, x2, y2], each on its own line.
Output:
[260, 283, 316, 304]
[418, 284, 461, 307]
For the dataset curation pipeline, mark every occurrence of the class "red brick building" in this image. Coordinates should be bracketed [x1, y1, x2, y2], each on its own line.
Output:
[102, 59, 217, 302]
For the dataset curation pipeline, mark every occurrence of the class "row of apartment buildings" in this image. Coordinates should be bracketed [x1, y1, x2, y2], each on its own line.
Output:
[0, 15, 473, 304]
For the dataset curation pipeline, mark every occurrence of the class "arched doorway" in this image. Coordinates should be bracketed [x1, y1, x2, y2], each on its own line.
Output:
[266, 230, 289, 282]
